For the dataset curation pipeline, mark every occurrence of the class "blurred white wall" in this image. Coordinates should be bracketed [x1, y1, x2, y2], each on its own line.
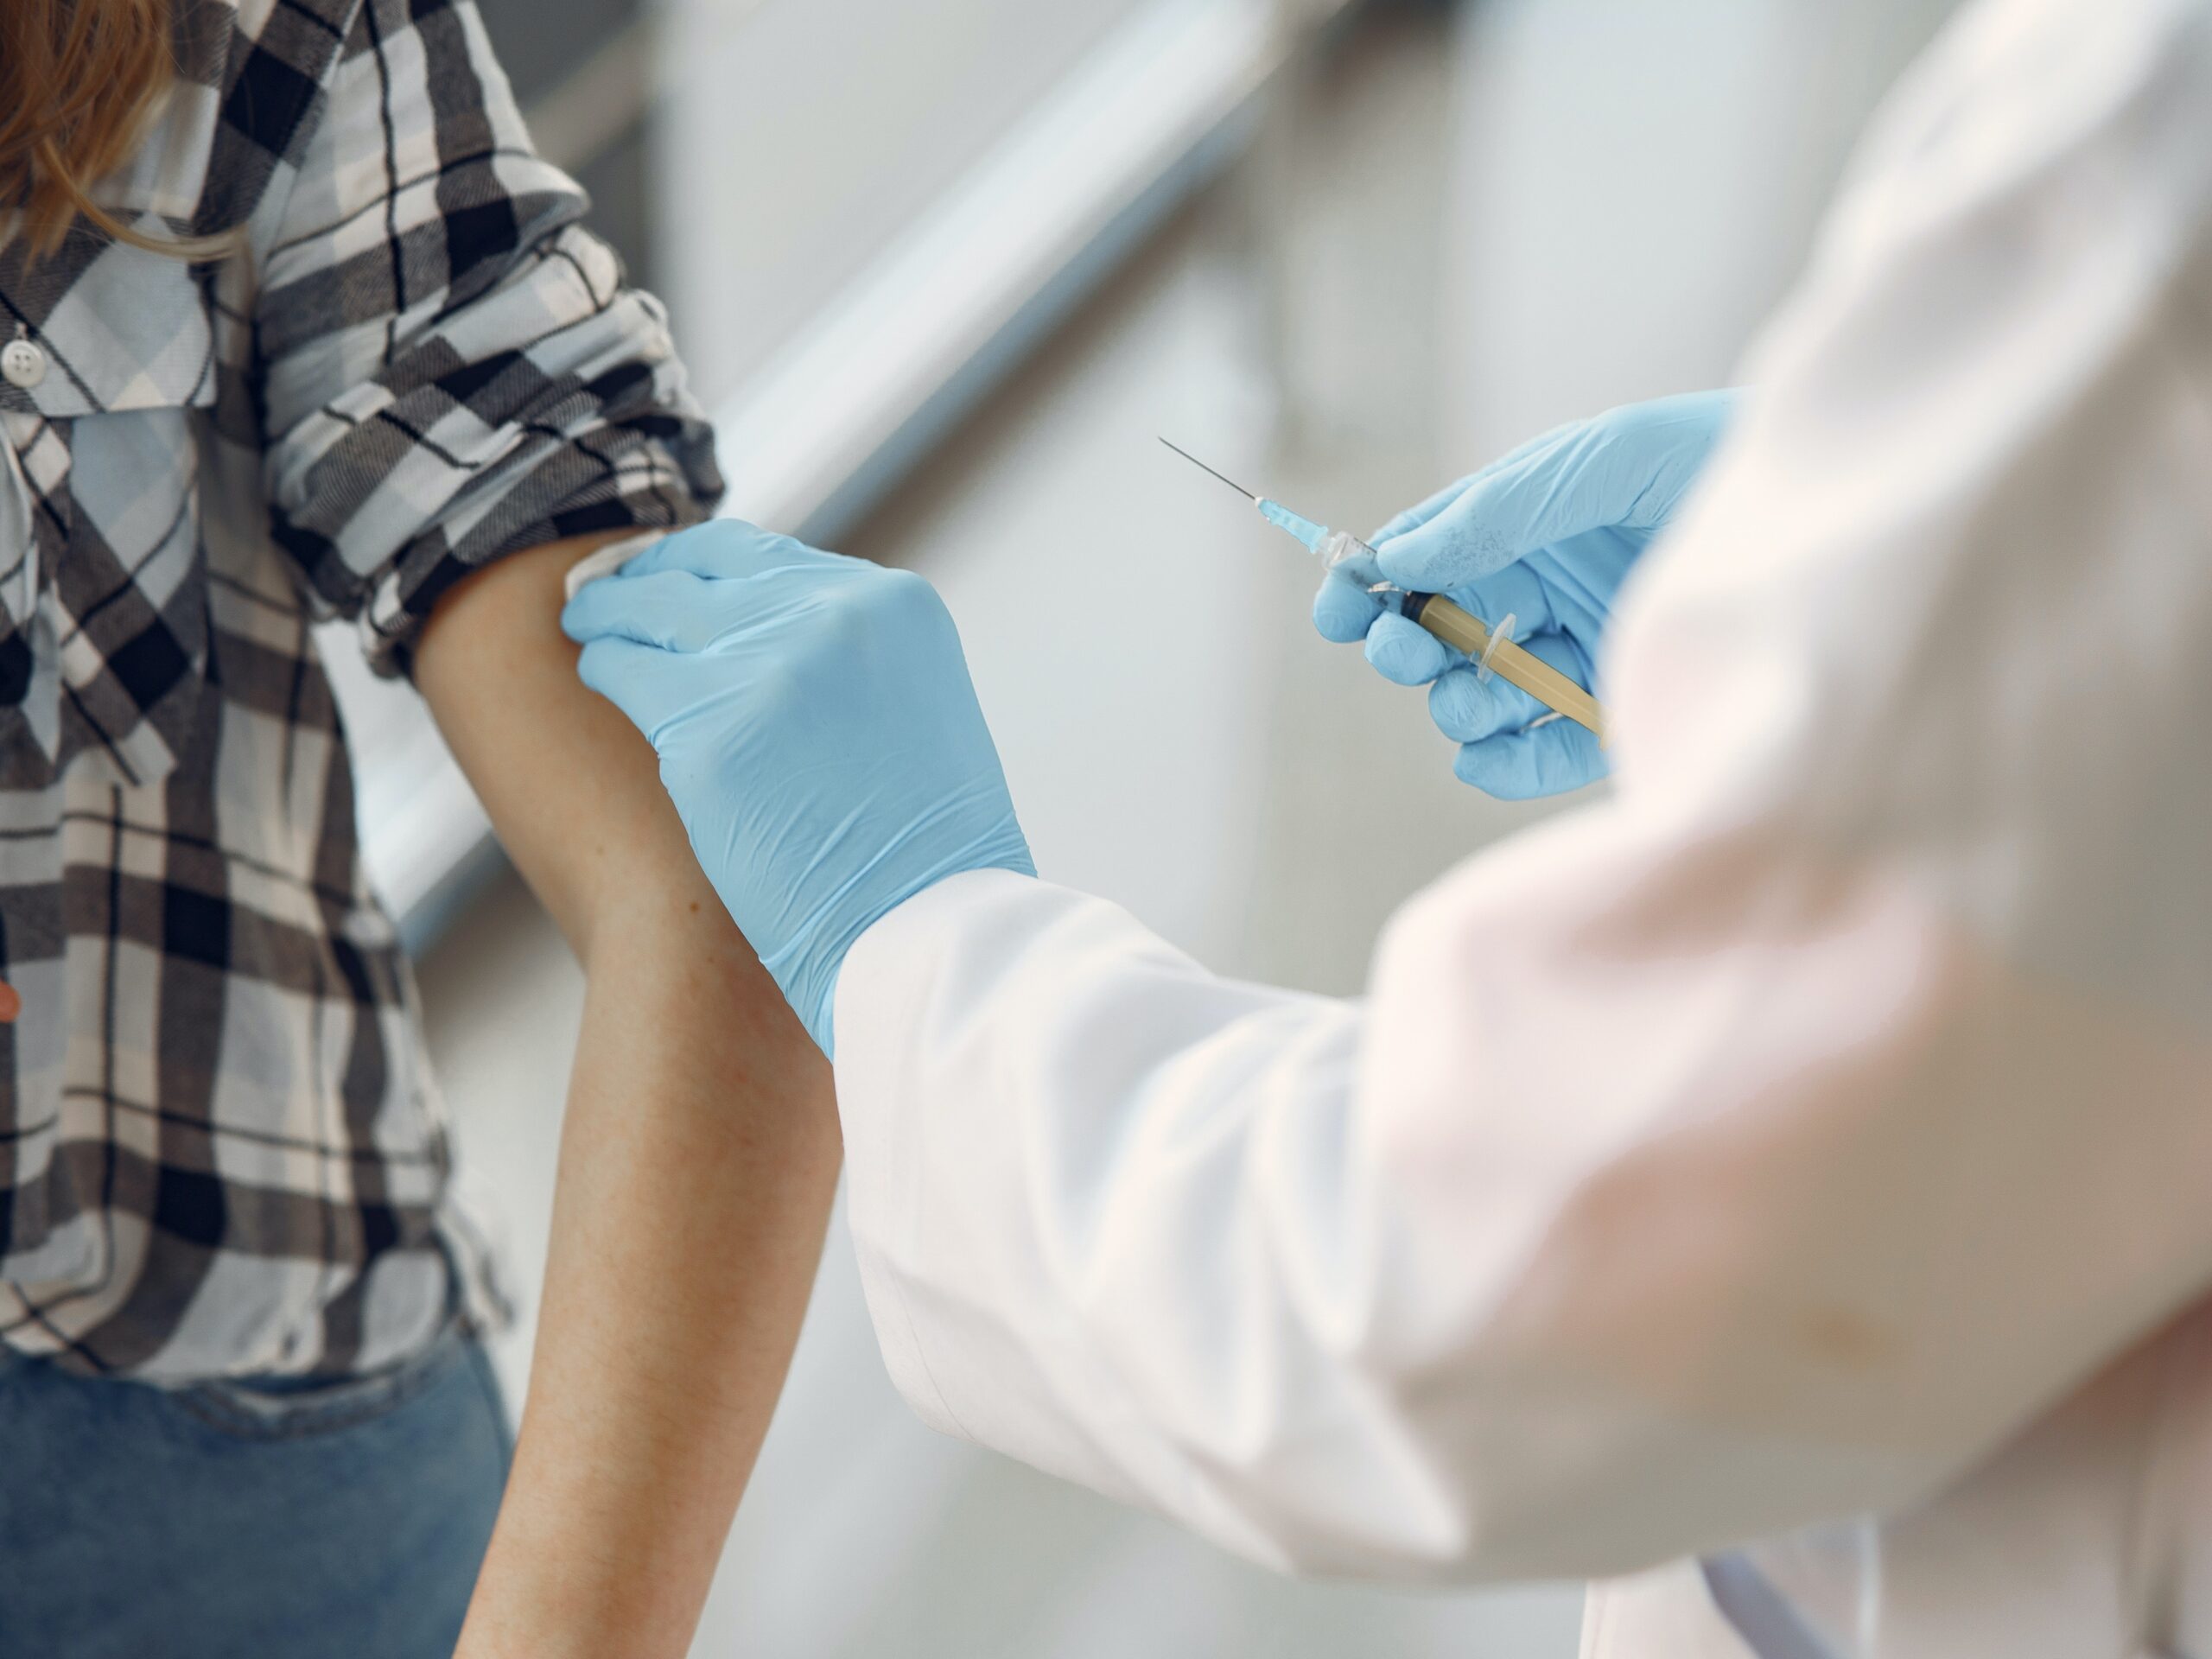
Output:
[653, 0, 1154, 404]
[1440, 0, 1960, 455]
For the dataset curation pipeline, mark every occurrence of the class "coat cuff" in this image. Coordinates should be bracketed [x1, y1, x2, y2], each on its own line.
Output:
[831, 868, 1037, 1442]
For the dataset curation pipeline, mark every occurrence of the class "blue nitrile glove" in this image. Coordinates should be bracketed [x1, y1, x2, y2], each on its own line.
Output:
[1313, 390, 1736, 798]
[561, 521, 1034, 1056]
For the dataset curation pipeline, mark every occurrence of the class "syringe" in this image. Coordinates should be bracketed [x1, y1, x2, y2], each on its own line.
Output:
[1160, 440, 1606, 742]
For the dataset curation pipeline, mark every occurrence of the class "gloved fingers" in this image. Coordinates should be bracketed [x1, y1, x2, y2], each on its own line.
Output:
[1427, 664, 1524, 744]
[1452, 718, 1605, 799]
[1496, 626, 1600, 715]
[1376, 390, 1733, 594]
[1526, 621, 1599, 690]
[1368, 474, 1475, 547]
[1313, 567, 1385, 643]
[1512, 540, 1631, 641]
[617, 518, 855, 583]
[575, 634, 690, 740]
[1427, 623, 1588, 739]
[1442, 629, 1605, 797]
[1599, 388, 1738, 528]
[1376, 420, 1601, 592]
[1363, 610, 1452, 686]
[1446, 559, 1564, 641]
[563, 569, 721, 652]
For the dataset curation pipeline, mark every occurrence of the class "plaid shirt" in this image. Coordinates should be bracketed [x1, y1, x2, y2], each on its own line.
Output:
[0, 0, 720, 1381]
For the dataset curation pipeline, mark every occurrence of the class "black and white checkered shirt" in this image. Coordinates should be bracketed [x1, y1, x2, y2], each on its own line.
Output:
[0, 0, 720, 1380]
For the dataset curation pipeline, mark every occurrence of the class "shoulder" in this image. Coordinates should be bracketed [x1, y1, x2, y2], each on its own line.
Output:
[183, 0, 362, 67]
[104, 0, 366, 233]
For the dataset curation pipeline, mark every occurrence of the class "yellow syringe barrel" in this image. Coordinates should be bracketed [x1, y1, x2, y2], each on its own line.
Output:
[1401, 592, 1607, 744]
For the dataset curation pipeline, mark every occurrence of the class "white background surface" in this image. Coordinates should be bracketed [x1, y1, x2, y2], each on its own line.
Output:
[653, 0, 1152, 407]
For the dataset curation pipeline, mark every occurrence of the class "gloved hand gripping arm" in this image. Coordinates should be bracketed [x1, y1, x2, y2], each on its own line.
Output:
[562, 526, 1034, 1055]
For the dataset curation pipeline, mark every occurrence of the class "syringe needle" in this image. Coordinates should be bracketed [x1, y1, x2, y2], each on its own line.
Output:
[1159, 437, 1262, 504]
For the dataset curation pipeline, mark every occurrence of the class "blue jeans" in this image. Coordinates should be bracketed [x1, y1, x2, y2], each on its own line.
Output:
[0, 1320, 512, 1657]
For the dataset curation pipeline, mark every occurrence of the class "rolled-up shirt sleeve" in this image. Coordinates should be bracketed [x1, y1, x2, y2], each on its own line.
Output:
[251, 0, 720, 674]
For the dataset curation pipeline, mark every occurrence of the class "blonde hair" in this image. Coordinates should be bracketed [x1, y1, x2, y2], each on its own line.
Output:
[2, 0, 226, 259]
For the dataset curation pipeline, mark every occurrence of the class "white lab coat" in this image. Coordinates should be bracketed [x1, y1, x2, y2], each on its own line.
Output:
[830, 0, 2212, 1651]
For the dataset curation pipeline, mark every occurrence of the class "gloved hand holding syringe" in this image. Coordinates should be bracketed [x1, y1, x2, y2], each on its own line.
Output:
[1160, 439, 1607, 744]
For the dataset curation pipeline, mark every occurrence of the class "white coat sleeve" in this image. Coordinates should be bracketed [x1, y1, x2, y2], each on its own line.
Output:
[834, 0, 2212, 1584]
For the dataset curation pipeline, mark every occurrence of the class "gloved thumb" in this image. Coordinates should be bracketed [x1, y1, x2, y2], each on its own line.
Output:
[563, 569, 722, 653]
[618, 518, 848, 583]
[576, 634, 696, 747]
[1376, 420, 1613, 593]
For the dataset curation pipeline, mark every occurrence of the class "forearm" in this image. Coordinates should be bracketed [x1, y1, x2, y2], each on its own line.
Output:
[416, 534, 840, 1658]
[459, 889, 838, 1658]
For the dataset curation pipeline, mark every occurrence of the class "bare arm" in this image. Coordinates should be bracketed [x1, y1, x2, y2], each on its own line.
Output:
[415, 533, 842, 1659]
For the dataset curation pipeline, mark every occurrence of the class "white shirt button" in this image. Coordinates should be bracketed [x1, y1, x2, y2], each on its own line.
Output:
[3, 339, 48, 391]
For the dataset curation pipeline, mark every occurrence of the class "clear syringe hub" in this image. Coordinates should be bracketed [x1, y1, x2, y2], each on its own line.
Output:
[1313, 528, 1386, 589]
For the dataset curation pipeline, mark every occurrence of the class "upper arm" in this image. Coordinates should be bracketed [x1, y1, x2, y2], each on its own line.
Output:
[413, 522, 835, 1126]
[411, 535, 719, 962]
